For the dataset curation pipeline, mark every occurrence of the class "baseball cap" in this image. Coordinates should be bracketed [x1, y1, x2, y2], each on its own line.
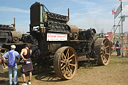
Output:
[11, 45, 16, 49]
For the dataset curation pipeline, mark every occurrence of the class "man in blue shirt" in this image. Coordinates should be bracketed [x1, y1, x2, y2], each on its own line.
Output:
[2, 45, 20, 85]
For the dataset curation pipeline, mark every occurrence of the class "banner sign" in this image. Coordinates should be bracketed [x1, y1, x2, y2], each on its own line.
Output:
[114, 3, 122, 19]
[47, 33, 67, 41]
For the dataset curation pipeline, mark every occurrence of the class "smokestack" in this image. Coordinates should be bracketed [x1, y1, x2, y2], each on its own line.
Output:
[68, 8, 70, 21]
[14, 18, 16, 31]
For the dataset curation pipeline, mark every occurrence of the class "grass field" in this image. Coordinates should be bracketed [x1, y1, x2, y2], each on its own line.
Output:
[0, 52, 128, 85]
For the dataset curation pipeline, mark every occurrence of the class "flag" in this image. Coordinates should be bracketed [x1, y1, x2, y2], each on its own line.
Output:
[112, 8, 115, 14]
[119, 0, 121, 1]
[114, 2, 122, 19]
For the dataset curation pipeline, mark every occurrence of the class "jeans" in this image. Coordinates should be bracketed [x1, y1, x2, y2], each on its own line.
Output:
[8, 64, 18, 85]
[116, 49, 121, 56]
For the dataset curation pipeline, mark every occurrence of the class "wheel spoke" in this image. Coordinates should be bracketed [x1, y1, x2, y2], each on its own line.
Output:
[100, 51, 103, 54]
[105, 45, 109, 49]
[69, 59, 72, 62]
[68, 54, 75, 60]
[67, 66, 72, 76]
[102, 55, 106, 59]
[105, 53, 110, 56]
[68, 66, 71, 72]
[66, 49, 69, 58]
[63, 67, 68, 76]
[61, 60, 66, 63]
[69, 63, 76, 67]
[102, 55, 107, 62]
[100, 52, 103, 55]
[62, 66, 66, 73]
[62, 53, 66, 60]
[100, 50, 104, 53]
[103, 40, 107, 45]
[66, 66, 70, 73]
[100, 50, 105, 55]
[101, 47, 104, 51]
[103, 58, 108, 63]
[69, 69, 73, 76]
[61, 65, 66, 70]
[63, 68, 66, 76]
[61, 63, 64, 66]
[100, 52, 104, 56]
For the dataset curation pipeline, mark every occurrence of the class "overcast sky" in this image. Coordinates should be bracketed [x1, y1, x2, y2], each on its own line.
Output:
[0, 0, 128, 33]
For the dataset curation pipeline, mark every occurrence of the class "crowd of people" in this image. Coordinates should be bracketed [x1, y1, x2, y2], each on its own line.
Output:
[0, 44, 33, 85]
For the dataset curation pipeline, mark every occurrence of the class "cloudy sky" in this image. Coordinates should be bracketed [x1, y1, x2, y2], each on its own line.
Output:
[0, 0, 128, 33]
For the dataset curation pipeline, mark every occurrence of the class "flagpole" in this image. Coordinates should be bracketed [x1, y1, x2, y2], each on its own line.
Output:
[113, 8, 116, 43]
[120, 1, 123, 57]
[113, 15, 115, 42]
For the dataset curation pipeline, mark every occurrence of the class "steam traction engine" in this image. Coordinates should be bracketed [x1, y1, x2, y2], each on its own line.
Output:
[30, 2, 111, 79]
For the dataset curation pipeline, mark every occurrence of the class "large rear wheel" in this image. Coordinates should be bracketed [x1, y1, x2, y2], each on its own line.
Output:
[94, 38, 111, 65]
[53, 46, 78, 79]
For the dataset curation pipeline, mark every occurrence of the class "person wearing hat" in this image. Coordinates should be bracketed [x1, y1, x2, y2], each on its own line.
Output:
[0, 46, 3, 72]
[2, 45, 20, 85]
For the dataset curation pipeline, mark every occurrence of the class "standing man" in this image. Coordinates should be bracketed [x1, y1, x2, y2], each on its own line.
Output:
[0, 46, 3, 72]
[2, 45, 20, 85]
[115, 41, 121, 56]
[20, 44, 33, 85]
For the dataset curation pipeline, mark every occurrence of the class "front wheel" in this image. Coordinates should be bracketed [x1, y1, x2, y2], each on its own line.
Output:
[53, 46, 78, 79]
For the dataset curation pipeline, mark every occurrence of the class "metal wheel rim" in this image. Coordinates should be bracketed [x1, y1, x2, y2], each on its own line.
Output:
[94, 38, 111, 65]
[53, 46, 78, 79]
[100, 39, 111, 65]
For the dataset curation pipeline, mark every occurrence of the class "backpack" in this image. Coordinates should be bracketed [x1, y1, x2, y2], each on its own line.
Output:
[8, 51, 16, 67]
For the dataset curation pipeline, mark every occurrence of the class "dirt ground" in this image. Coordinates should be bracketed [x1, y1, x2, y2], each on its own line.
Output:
[1, 52, 128, 85]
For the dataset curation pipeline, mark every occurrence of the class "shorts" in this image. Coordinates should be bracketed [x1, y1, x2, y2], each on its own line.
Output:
[21, 58, 33, 73]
